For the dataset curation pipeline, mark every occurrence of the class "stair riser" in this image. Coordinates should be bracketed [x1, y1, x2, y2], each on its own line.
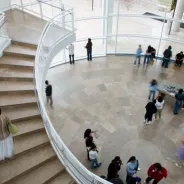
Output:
[0, 64, 34, 70]
[3, 155, 56, 184]
[4, 52, 35, 59]
[11, 41, 37, 49]
[0, 90, 34, 95]
[0, 77, 33, 82]
[12, 114, 41, 123]
[0, 102, 37, 110]
[43, 170, 65, 184]
[14, 128, 45, 139]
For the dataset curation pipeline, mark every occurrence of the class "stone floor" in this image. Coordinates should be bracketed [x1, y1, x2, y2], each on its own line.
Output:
[46, 55, 184, 184]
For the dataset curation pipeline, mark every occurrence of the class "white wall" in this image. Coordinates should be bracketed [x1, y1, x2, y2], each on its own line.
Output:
[0, 0, 11, 11]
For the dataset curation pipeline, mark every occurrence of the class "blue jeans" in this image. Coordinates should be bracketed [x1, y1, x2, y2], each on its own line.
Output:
[174, 100, 182, 114]
[162, 58, 170, 68]
[134, 56, 141, 65]
[90, 158, 100, 169]
[148, 91, 156, 101]
[144, 55, 151, 64]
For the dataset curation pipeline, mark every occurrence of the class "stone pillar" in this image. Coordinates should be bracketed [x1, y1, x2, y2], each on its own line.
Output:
[172, 0, 184, 32]
[0, 0, 11, 11]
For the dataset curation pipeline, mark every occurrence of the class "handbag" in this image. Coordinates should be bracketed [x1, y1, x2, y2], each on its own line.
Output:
[2, 115, 18, 134]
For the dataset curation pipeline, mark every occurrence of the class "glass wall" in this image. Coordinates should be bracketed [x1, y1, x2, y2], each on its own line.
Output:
[10, 0, 184, 65]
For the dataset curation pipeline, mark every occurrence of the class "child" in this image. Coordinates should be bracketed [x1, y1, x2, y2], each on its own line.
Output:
[134, 45, 142, 65]
[144, 100, 157, 125]
[89, 143, 101, 169]
[155, 96, 164, 119]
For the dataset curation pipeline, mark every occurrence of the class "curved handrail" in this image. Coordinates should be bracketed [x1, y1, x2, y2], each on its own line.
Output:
[34, 7, 111, 184]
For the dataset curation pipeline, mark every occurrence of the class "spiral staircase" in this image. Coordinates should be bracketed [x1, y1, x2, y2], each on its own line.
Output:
[0, 9, 76, 184]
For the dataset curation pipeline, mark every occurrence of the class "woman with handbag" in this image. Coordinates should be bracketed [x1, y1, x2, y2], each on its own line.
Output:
[0, 108, 14, 161]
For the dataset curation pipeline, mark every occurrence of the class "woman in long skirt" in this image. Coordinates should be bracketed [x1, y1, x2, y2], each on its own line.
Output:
[0, 108, 13, 161]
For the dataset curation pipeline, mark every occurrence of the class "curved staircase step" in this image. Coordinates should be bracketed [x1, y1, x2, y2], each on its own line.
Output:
[14, 117, 44, 137]
[0, 144, 55, 184]
[4, 44, 36, 58]
[48, 171, 74, 184]
[2, 104, 40, 122]
[0, 92, 36, 108]
[0, 55, 34, 68]
[8, 157, 64, 184]
[0, 67, 33, 78]
[14, 131, 49, 156]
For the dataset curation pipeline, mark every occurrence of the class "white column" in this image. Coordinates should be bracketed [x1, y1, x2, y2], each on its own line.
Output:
[172, 0, 184, 32]
[0, 0, 11, 11]
[103, 0, 114, 38]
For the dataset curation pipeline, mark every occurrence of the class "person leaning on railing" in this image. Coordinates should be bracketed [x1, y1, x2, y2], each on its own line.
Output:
[175, 51, 184, 67]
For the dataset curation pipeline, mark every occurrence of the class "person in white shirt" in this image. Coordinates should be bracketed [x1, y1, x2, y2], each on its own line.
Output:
[89, 143, 101, 169]
[155, 96, 164, 119]
[67, 43, 74, 64]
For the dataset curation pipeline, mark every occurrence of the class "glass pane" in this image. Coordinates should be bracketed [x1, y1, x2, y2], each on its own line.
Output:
[116, 36, 159, 54]
[107, 16, 118, 36]
[118, 16, 163, 37]
[107, 36, 116, 53]
[75, 19, 103, 39]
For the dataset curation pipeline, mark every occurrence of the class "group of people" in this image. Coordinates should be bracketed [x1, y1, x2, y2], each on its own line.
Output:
[84, 129, 168, 184]
[134, 45, 183, 68]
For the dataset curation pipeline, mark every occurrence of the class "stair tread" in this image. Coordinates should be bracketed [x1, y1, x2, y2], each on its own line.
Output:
[14, 117, 44, 137]
[14, 131, 48, 155]
[10, 157, 64, 184]
[2, 105, 40, 121]
[0, 81, 34, 92]
[0, 93, 36, 107]
[0, 67, 33, 78]
[4, 44, 36, 56]
[0, 144, 55, 183]
[0, 56, 34, 67]
[48, 172, 73, 184]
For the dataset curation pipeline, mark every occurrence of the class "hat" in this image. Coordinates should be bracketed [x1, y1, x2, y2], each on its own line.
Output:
[135, 177, 141, 182]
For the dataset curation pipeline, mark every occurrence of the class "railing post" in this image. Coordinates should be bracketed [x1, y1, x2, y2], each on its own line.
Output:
[38, 2, 43, 19]
[20, 0, 23, 10]
[71, 9, 74, 32]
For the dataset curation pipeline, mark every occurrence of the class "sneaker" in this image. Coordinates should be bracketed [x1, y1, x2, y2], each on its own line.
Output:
[137, 167, 141, 171]
[144, 181, 148, 184]
[143, 120, 147, 124]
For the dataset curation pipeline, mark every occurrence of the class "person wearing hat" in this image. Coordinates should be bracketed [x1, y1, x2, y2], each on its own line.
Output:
[162, 46, 172, 68]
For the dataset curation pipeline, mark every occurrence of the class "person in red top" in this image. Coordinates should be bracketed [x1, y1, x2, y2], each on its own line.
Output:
[144, 163, 167, 184]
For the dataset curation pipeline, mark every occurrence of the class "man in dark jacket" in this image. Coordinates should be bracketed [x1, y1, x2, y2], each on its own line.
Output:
[175, 51, 184, 67]
[45, 80, 53, 106]
[162, 46, 172, 68]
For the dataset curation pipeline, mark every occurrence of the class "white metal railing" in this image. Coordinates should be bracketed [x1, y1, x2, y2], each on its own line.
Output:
[34, 6, 111, 184]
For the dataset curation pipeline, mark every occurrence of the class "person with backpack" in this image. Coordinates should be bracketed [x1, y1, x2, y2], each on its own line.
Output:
[144, 100, 157, 125]
[85, 38, 93, 61]
[134, 45, 142, 65]
[155, 96, 164, 119]
[143, 45, 152, 65]
[162, 46, 172, 68]
[173, 89, 184, 115]
[144, 163, 167, 184]
[126, 156, 139, 183]
[148, 79, 158, 102]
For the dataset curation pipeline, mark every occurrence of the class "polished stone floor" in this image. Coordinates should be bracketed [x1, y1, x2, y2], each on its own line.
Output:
[46, 56, 184, 184]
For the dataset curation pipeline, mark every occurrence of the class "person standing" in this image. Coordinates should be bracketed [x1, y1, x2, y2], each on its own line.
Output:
[155, 96, 164, 119]
[107, 158, 119, 181]
[0, 108, 14, 161]
[144, 163, 167, 184]
[89, 143, 101, 169]
[173, 89, 184, 115]
[67, 43, 75, 64]
[85, 38, 93, 61]
[162, 46, 172, 68]
[148, 79, 158, 102]
[144, 100, 157, 125]
[143, 45, 152, 65]
[126, 156, 139, 183]
[45, 80, 53, 106]
[175, 51, 184, 67]
[175, 136, 184, 168]
[134, 45, 142, 66]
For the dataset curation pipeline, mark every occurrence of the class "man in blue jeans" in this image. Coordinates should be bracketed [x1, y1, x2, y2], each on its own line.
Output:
[174, 89, 184, 115]
[162, 46, 172, 68]
[89, 143, 101, 169]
